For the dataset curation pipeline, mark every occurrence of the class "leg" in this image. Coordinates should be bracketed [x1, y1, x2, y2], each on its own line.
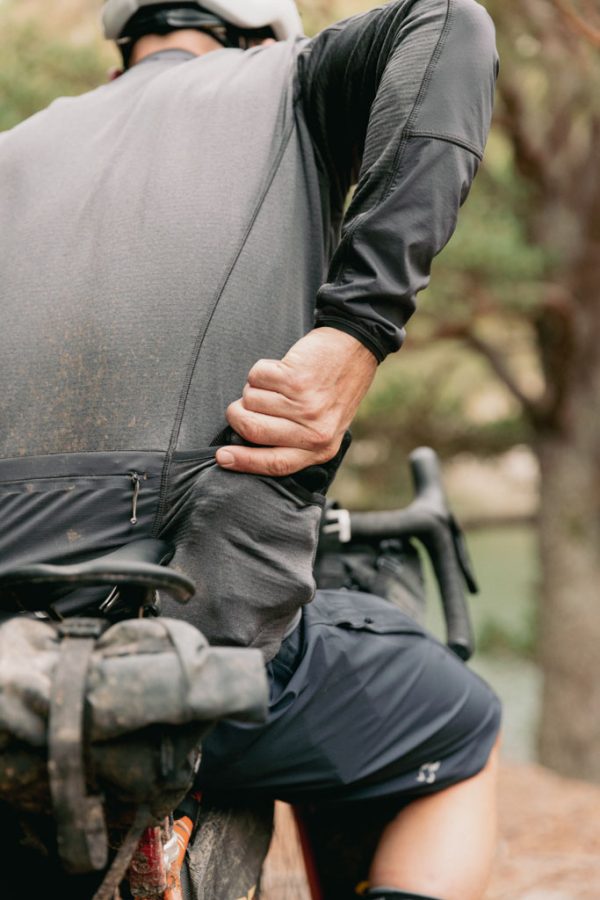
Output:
[368, 736, 501, 900]
[198, 592, 502, 900]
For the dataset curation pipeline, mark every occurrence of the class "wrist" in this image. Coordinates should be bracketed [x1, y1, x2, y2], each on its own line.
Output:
[314, 319, 384, 364]
[310, 325, 379, 368]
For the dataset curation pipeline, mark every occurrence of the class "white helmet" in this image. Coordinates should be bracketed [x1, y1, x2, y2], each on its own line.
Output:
[102, 0, 303, 42]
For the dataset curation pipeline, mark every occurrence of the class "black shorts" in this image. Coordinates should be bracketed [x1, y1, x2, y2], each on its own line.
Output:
[197, 589, 501, 805]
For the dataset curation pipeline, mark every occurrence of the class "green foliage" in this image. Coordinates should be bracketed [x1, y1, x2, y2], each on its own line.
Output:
[476, 616, 537, 658]
[439, 177, 549, 285]
[0, 13, 107, 132]
[337, 343, 530, 510]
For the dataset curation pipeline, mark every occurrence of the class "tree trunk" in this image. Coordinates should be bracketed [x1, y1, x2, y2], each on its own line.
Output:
[536, 262, 600, 780]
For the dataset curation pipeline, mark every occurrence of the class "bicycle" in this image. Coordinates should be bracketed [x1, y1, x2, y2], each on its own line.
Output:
[0, 446, 477, 900]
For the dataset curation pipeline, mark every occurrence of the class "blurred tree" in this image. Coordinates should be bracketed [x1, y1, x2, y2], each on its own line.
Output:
[484, 0, 600, 782]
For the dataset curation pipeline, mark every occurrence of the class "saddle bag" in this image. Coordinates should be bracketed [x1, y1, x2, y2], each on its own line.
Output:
[0, 615, 268, 876]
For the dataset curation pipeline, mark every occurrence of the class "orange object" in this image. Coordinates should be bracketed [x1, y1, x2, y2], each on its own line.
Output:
[164, 815, 195, 900]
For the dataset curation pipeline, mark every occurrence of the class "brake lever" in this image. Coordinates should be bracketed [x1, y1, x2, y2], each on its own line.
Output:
[449, 514, 479, 595]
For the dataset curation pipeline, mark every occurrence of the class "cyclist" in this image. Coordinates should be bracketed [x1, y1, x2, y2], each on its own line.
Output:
[0, 2, 501, 897]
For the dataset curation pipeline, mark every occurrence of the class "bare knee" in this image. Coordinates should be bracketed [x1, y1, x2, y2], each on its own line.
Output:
[369, 733, 502, 900]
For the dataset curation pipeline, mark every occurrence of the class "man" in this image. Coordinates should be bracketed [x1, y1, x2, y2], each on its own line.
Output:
[0, 1, 500, 897]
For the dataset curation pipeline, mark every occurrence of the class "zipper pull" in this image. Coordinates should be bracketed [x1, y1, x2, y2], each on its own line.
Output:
[130, 472, 141, 525]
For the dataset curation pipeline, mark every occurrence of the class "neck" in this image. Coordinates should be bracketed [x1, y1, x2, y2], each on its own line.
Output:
[130, 29, 222, 66]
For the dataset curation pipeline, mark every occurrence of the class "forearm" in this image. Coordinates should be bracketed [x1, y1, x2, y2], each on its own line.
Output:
[316, 137, 480, 361]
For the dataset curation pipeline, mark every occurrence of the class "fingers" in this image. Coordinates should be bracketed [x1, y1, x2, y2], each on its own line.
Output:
[226, 400, 316, 450]
[227, 395, 337, 451]
[216, 330, 376, 477]
[246, 358, 305, 396]
[215, 444, 316, 477]
[241, 383, 301, 419]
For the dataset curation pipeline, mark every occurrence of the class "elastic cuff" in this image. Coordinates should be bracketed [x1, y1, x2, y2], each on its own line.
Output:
[314, 317, 387, 363]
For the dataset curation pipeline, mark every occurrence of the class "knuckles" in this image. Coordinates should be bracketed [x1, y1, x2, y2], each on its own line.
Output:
[306, 424, 336, 453]
[300, 399, 323, 423]
[248, 358, 278, 385]
[226, 399, 243, 423]
[288, 369, 311, 394]
[241, 384, 263, 412]
[234, 417, 263, 445]
[264, 457, 297, 477]
[247, 360, 311, 397]
[247, 362, 264, 385]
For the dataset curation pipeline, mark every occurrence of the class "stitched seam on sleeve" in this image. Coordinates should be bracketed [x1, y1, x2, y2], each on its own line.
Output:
[406, 130, 483, 159]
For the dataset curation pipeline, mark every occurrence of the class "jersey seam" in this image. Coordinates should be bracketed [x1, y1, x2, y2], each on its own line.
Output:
[406, 130, 483, 159]
[152, 118, 297, 535]
[0, 449, 166, 461]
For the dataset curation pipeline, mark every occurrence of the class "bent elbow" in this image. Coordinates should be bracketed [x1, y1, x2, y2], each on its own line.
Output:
[451, 0, 499, 76]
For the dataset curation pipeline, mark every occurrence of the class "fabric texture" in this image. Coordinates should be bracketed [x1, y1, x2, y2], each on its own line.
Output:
[0, 451, 163, 574]
[197, 590, 502, 803]
[0, 0, 498, 455]
[300, 0, 499, 359]
[160, 452, 324, 661]
[0, 615, 268, 816]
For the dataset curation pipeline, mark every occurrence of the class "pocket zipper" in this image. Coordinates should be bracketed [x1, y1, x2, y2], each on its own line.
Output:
[129, 472, 143, 525]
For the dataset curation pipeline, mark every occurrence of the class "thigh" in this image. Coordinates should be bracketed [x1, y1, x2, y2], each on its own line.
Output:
[197, 590, 501, 804]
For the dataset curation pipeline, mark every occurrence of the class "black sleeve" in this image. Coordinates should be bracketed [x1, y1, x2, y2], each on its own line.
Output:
[297, 0, 499, 362]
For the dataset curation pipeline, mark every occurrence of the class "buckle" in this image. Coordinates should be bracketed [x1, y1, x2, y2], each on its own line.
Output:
[57, 618, 107, 640]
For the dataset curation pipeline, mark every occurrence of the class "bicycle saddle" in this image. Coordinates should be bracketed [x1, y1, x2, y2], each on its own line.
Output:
[0, 539, 195, 611]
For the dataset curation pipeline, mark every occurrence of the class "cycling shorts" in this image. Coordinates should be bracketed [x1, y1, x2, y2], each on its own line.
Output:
[197, 589, 501, 804]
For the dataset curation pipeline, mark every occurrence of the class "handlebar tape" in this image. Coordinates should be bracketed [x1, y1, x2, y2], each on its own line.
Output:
[349, 448, 475, 661]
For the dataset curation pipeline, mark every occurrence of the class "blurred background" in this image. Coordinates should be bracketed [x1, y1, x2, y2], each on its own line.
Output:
[1, 0, 599, 790]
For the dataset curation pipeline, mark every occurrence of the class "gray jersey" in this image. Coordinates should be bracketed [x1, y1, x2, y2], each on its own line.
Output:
[0, 43, 322, 457]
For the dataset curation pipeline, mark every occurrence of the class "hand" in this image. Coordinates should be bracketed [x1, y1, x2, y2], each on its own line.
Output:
[216, 328, 378, 476]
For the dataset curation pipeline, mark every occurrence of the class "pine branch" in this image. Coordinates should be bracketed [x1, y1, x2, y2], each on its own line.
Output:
[550, 0, 600, 46]
[406, 314, 541, 416]
[463, 331, 541, 416]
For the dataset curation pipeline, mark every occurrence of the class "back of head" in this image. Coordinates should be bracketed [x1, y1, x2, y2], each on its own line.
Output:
[102, 0, 303, 66]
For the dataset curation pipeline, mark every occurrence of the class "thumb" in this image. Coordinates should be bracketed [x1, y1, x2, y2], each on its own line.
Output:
[215, 445, 313, 476]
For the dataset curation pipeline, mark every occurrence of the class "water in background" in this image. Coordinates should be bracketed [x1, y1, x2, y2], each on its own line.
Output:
[425, 525, 542, 762]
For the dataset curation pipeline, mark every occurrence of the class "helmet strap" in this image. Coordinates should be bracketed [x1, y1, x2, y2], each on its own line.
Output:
[118, 4, 237, 68]
[117, 4, 277, 68]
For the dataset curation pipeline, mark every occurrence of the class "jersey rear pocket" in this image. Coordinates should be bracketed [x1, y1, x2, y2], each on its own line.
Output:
[0, 452, 163, 573]
[161, 437, 351, 661]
